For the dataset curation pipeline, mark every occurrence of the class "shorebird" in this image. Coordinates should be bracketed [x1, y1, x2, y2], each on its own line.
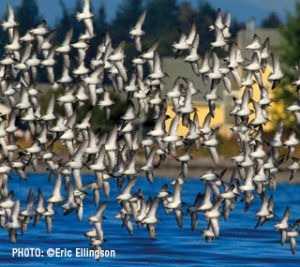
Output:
[129, 11, 147, 52]
[76, 0, 94, 37]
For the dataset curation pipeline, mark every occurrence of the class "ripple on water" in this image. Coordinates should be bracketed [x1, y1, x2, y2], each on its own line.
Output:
[1, 174, 300, 266]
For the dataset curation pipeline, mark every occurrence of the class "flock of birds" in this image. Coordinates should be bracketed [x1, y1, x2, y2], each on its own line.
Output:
[0, 0, 300, 259]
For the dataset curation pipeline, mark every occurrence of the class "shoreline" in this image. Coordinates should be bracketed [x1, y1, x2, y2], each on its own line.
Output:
[20, 156, 300, 184]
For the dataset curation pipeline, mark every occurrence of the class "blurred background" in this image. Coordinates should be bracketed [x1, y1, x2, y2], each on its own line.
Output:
[0, 0, 290, 57]
[0, 0, 300, 157]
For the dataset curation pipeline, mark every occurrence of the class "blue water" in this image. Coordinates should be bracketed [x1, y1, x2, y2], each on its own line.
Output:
[1, 173, 300, 266]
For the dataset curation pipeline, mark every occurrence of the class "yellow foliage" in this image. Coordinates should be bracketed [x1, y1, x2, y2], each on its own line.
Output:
[166, 104, 224, 137]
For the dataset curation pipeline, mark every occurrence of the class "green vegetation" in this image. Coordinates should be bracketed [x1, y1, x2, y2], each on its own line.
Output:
[280, 3, 300, 69]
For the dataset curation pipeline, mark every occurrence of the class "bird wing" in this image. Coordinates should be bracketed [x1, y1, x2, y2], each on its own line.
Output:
[135, 11, 147, 30]
[83, 0, 90, 12]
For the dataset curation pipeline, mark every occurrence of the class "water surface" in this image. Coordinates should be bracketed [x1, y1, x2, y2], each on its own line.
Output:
[1, 173, 300, 266]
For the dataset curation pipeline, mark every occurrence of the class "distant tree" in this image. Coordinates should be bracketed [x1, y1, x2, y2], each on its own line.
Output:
[231, 19, 245, 37]
[16, 0, 41, 36]
[95, 3, 108, 36]
[144, 0, 178, 56]
[280, 3, 300, 69]
[177, 2, 197, 31]
[55, 0, 73, 43]
[261, 12, 282, 29]
[194, 2, 217, 54]
[273, 4, 300, 127]
[145, 0, 178, 35]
